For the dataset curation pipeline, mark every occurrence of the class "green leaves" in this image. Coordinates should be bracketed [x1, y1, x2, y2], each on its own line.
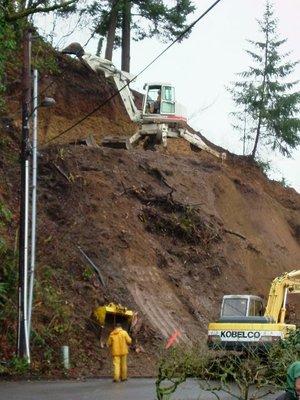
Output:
[228, 1, 300, 159]
[0, 10, 17, 110]
[156, 339, 300, 400]
[0, 203, 13, 225]
[90, 0, 195, 45]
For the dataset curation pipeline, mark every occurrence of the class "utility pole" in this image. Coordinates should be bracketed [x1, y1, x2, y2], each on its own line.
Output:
[18, 29, 31, 360]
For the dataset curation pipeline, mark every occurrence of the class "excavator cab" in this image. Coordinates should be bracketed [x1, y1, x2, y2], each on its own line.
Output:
[142, 83, 187, 124]
[93, 303, 134, 346]
[208, 270, 300, 350]
[220, 295, 264, 319]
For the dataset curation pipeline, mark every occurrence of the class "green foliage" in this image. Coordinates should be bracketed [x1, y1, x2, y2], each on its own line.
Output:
[0, 282, 7, 299]
[87, 0, 195, 48]
[229, 1, 300, 159]
[0, 11, 17, 110]
[0, 0, 72, 109]
[82, 267, 94, 280]
[156, 344, 209, 400]
[141, 205, 220, 246]
[9, 356, 29, 375]
[255, 159, 272, 175]
[156, 334, 300, 400]
[32, 37, 60, 75]
[34, 267, 72, 341]
[0, 202, 13, 225]
[0, 356, 29, 376]
[267, 330, 300, 385]
[0, 236, 18, 321]
[0, 237, 18, 352]
[0, 356, 30, 376]
[203, 350, 276, 400]
[43, 348, 54, 365]
[277, 176, 290, 188]
[2, 0, 77, 24]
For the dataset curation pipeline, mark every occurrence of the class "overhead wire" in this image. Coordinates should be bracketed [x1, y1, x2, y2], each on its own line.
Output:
[30, 1, 122, 102]
[46, 0, 223, 144]
[5, 3, 120, 123]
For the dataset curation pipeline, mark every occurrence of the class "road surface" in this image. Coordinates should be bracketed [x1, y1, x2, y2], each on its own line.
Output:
[0, 378, 282, 400]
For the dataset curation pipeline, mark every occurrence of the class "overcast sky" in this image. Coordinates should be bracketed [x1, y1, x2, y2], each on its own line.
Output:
[35, 0, 300, 192]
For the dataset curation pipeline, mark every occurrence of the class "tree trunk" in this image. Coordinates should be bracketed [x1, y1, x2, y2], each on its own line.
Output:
[121, 0, 131, 72]
[251, 18, 270, 159]
[105, 0, 119, 61]
[251, 114, 263, 159]
[96, 37, 104, 57]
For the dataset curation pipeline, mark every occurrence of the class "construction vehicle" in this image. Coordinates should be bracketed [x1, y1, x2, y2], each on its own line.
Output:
[62, 43, 226, 160]
[92, 303, 134, 346]
[208, 270, 300, 349]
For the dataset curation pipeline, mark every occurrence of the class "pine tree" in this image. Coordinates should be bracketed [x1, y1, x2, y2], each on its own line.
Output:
[229, 1, 300, 159]
[88, 0, 195, 72]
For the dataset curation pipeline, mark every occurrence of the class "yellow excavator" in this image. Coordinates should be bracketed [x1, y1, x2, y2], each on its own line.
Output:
[208, 270, 300, 349]
[92, 303, 134, 346]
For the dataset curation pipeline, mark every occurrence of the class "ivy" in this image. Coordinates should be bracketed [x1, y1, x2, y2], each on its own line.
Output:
[0, 11, 17, 111]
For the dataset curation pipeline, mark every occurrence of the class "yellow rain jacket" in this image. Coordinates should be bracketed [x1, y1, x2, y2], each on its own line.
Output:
[107, 327, 132, 356]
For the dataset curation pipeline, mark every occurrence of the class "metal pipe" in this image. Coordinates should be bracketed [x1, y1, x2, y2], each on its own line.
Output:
[27, 69, 38, 343]
[17, 29, 31, 361]
[24, 156, 30, 362]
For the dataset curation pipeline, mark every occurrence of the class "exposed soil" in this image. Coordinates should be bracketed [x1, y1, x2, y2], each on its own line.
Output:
[1, 52, 300, 378]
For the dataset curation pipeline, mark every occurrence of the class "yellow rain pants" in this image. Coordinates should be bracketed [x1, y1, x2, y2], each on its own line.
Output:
[113, 355, 127, 381]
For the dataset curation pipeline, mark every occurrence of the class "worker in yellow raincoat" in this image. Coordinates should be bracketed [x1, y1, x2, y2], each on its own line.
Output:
[107, 323, 132, 382]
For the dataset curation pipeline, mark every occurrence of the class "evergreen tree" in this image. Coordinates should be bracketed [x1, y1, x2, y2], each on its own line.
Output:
[88, 0, 195, 72]
[229, 1, 300, 159]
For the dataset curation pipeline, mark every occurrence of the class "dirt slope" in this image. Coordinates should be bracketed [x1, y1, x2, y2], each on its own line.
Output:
[1, 53, 300, 377]
[37, 144, 300, 323]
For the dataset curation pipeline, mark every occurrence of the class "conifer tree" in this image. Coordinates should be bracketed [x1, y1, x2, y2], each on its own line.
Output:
[88, 0, 195, 72]
[229, 1, 300, 159]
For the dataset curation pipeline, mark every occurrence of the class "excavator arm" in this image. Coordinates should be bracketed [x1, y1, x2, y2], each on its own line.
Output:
[62, 43, 226, 160]
[264, 270, 300, 323]
[81, 54, 141, 123]
[62, 43, 141, 122]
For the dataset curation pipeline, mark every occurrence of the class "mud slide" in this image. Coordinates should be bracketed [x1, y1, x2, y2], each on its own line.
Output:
[127, 264, 201, 344]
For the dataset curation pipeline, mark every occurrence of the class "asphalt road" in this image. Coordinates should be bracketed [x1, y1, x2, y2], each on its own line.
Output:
[0, 378, 282, 400]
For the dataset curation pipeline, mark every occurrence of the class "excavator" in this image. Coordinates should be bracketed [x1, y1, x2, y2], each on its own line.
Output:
[92, 303, 135, 347]
[61, 43, 226, 160]
[207, 270, 300, 350]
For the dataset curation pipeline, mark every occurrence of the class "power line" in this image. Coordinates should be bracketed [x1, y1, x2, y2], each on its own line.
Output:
[46, 0, 223, 144]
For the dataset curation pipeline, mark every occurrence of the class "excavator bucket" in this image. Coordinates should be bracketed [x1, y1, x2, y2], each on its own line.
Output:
[93, 303, 134, 347]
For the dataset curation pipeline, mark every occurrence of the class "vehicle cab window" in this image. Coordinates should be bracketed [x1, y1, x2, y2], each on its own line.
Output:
[144, 85, 176, 115]
[249, 299, 263, 316]
[146, 86, 162, 114]
[222, 298, 248, 317]
[161, 86, 175, 114]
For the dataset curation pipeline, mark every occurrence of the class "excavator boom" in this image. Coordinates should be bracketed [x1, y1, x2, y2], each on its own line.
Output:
[264, 270, 300, 324]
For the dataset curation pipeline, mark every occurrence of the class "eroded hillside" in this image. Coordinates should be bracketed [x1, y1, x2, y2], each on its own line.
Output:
[1, 53, 300, 377]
